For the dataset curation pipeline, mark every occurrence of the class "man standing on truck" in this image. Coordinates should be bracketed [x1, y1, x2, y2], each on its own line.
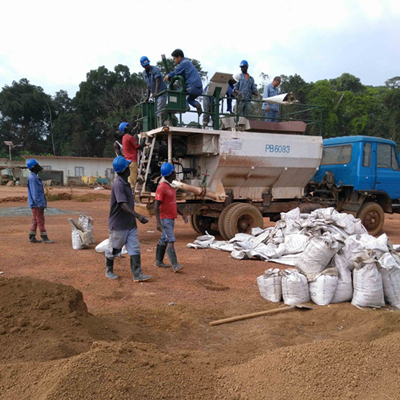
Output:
[26, 159, 54, 244]
[105, 156, 152, 282]
[263, 76, 281, 122]
[163, 49, 203, 116]
[119, 122, 145, 194]
[140, 56, 168, 119]
[155, 162, 188, 272]
[234, 60, 258, 117]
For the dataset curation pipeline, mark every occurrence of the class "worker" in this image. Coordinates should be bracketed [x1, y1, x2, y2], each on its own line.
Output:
[202, 83, 215, 128]
[119, 122, 145, 194]
[26, 159, 54, 244]
[140, 56, 168, 119]
[113, 131, 123, 156]
[105, 156, 152, 282]
[263, 76, 281, 122]
[226, 78, 236, 114]
[154, 162, 188, 272]
[163, 49, 203, 116]
[233, 60, 258, 117]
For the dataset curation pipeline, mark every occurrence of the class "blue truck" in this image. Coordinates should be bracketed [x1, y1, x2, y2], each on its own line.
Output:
[310, 135, 400, 235]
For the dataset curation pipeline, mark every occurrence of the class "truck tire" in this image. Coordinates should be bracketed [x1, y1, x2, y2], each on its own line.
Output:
[357, 202, 385, 236]
[223, 203, 264, 240]
[190, 215, 202, 234]
[191, 215, 219, 236]
[218, 203, 238, 240]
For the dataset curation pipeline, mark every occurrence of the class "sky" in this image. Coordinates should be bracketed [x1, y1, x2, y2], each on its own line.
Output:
[1, 0, 399, 98]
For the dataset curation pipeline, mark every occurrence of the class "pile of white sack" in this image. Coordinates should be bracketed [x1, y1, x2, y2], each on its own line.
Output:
[187, 207, 400, 309]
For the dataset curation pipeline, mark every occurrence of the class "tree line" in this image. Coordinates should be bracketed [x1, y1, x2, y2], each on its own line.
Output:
[0, 58, 399, 159]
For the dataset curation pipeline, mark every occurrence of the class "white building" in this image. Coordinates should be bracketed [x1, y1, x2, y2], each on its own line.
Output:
[22, 155, 114, 185]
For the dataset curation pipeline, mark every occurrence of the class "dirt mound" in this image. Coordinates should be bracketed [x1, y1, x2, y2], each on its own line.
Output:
[0, 277, 116, 363]
[0, 196, 27, 203]
[217, 333, 400, 399]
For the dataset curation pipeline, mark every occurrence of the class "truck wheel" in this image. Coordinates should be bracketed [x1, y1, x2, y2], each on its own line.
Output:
[357, 202, 385, 236]
[223, 203, 264, 240]
[192, 215, 219, 236]
[190, 215, 202, 234]
[218, 203, 238, 240]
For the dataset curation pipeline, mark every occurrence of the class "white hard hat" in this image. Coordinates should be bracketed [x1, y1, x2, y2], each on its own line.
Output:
[233, 73, 241, 82]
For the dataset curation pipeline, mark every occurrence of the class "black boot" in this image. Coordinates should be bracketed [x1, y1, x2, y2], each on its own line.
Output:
[106, 257, 118, 279]
[166, 247, 183, 273]
[130, 255, 152, 283]
[40, 232, 54, 244]
[29, 231, 42, 243]
[155, 244, 171, 268]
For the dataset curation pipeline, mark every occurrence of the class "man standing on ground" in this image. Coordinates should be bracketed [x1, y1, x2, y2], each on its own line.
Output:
[163, 49, 203, 116]
[154, 162, 187, 272]
[234, 60, 258, 117]
[26, 159, 54, 244]
[140, 56, 168, 121]
[119, 122, 145, 194]
[263, 76, 281, 122]
[105, 156, 152, 282]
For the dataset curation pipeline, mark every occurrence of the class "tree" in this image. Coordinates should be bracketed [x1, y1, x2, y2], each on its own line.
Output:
[329, 73, 365, 94]
[385, 76, 400, 90]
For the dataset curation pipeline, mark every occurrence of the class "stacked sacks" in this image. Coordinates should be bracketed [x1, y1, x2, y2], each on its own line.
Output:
[257, 268, 282, 302]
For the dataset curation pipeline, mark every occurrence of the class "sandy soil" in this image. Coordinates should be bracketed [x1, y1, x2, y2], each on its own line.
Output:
[1, 186, 400, 399]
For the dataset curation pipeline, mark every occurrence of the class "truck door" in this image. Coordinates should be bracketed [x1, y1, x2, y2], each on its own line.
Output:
[357, 142, 375, 190]
[374, 143, 400, 199]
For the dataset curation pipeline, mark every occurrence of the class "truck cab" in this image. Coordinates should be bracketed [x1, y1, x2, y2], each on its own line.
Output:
[311, 136, 400, 235]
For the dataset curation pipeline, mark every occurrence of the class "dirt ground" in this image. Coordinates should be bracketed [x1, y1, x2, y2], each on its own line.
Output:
[1, 186, 400, 399]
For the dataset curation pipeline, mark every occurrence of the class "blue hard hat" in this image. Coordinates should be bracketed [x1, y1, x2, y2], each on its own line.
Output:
[140, 56, 150, 66]
[119, 122, 129, 132]
[113, 156, 131, 173]
[160, 162, 175, 177]
[26, 159, 39, 169]
[240, 60, 249, 67]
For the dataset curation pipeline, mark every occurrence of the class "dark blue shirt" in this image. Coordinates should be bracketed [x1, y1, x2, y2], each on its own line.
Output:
[142, 65, 167, 94]
[27, 172, 47, 208]
[108, 176, 137, 231]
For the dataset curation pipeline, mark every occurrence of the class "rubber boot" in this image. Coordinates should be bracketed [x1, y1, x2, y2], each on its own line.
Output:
[29, 231, 42, 243]
[130, 255, 152, 283]
[105, 257, 118, 280]
[40, 232, 54, 244]
[196, 103, 203, 116]
[166, 247, 183, 273]
[155, 244, 171, 268]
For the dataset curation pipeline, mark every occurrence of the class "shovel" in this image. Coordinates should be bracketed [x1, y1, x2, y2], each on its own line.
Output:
[209, 304, 313, 326]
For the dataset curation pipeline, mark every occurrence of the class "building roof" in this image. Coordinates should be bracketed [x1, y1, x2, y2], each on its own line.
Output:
[323, 136, 396, 146]
[21, 155, 114, 161]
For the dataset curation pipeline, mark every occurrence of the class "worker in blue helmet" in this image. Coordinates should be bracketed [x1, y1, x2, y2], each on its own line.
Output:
[163, 49, 203, 116]
[105, 156, 152, 282]
[263, 76, 281, 122]
[154, 162, 188, 272]
[233, 59, 259, 117]
[26, 159, 54, 244]
[140, 56, 168, 122]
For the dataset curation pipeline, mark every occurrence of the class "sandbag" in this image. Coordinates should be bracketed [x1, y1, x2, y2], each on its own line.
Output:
[281, 269, 310, 305]
[79, 214, 95, 244]
[68, 218, 91, 250]
[95, 238, 127, 255]
[309, 268, 338, 306]
[351, 252, 385, 308]
[295, 235, 337, 280]
[331, 251, 353, 303]
[379, 251, 400, 309]
[257, 268, 282, 303]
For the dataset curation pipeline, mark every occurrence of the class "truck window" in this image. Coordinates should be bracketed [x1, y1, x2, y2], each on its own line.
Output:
[377, 144, 393, 169]
[321, 145, 352, 165]
[362, 143, 371, 167]
[391, 147, 400, 171]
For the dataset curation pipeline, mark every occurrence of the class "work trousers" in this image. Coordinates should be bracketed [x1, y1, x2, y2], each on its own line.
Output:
[159, 218, 176, 245]
[30, 207, 46, 233]
[237, 99, 251, 117]
[128, 161, 138, 192]
[106, 228, 141, 259]
[202, 95, 215, 125]
[265, 110, 278, 122]
[186, 86, 203, 108]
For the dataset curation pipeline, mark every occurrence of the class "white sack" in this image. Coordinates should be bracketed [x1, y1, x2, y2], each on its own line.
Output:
[68, 218, 91, 250]
[331, 251, 353, 303]
[283, 234, 309, 255]
[281, 269, 310, 305]
[79, 214, 95, 244]
[295, 235, 337, 280]
[351, 253, 385, 308]
[309, 268, 339, 306]
[95, 238, 127, 255]
[257, 268, 282, 302]
[379, 252, 400, 309]
[187, 233, 215, 249]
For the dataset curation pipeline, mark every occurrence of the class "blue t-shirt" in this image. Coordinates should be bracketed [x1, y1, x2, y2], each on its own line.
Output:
[108, 175, 137, 231]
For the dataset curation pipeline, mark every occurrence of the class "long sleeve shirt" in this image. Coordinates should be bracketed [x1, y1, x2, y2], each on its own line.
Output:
[233, 73, 257, 100]
[167, 58, 203, 90]
[27, 172, 47, 208]
[262, 83, 279, 111]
